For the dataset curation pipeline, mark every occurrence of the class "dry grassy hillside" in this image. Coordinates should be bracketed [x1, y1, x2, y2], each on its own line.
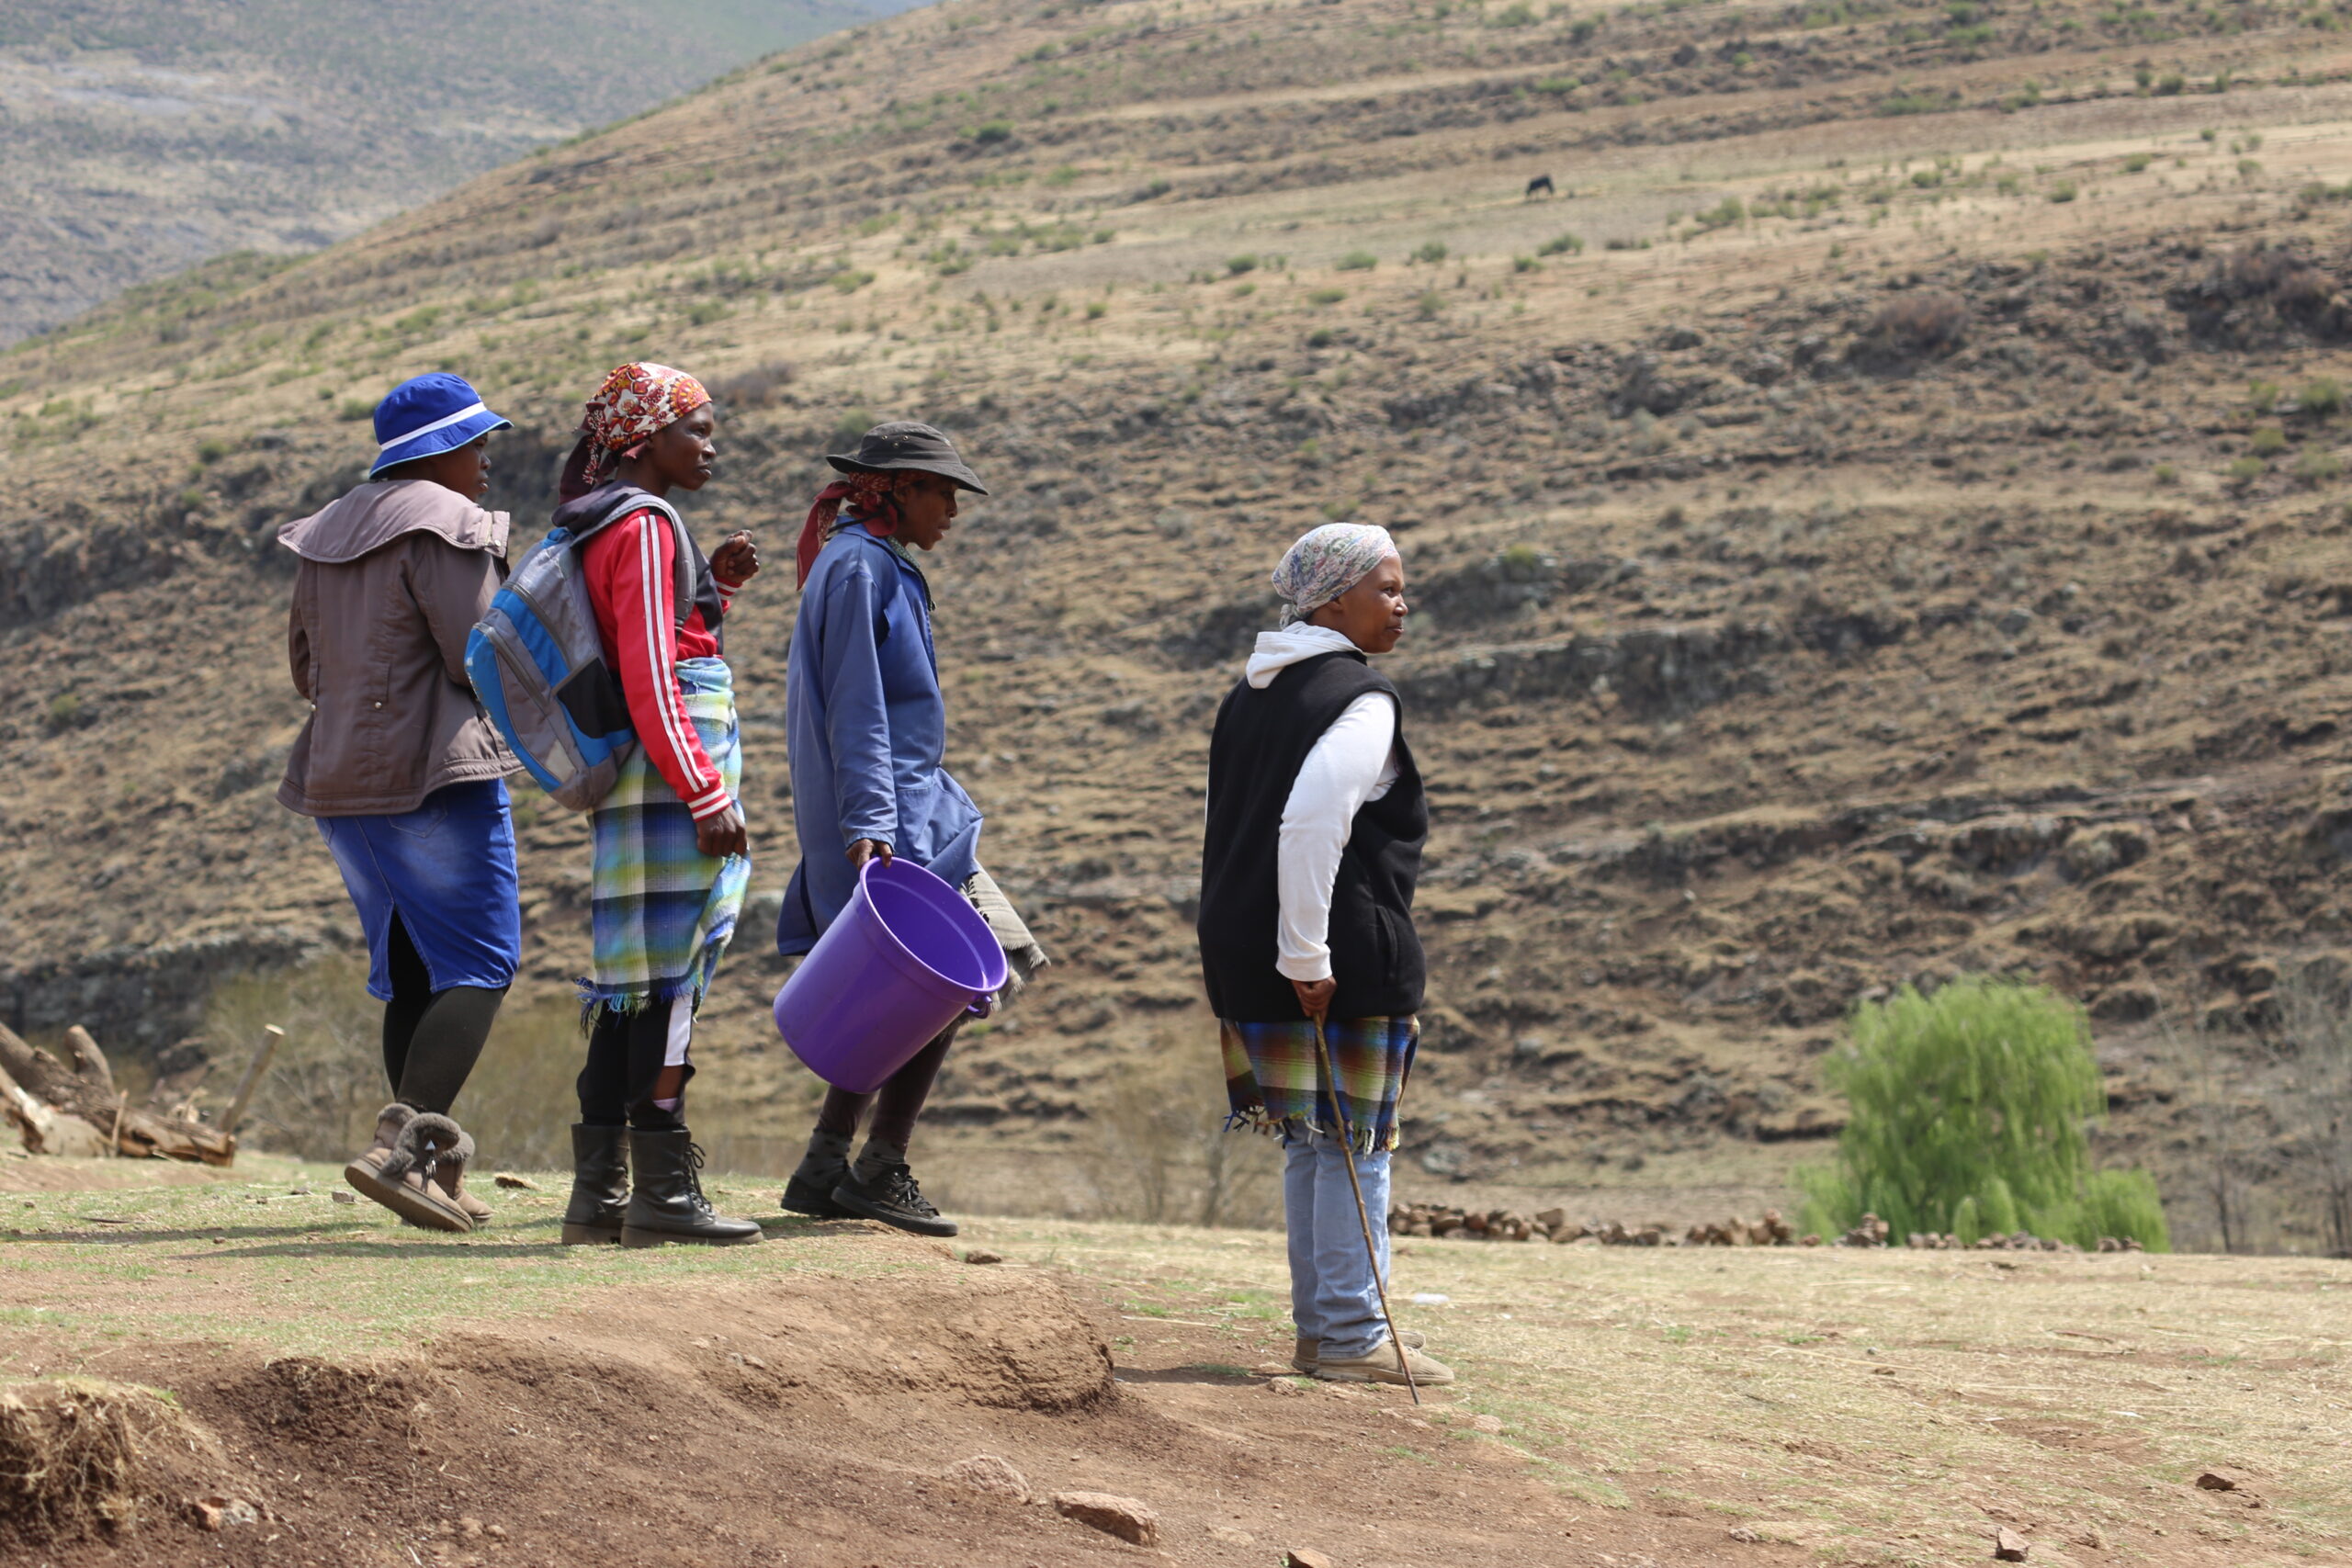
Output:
[5, 0, 2352, 1240]
[0, 0, 886, 343]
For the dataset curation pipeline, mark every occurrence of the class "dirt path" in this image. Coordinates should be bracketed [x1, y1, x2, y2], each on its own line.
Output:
[1, 1169, 2346, 1565]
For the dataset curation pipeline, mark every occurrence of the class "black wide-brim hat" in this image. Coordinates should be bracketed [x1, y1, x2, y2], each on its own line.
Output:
[825, 421, 988, 494]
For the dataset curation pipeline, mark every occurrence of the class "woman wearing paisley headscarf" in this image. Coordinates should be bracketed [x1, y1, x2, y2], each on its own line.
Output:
[1197, 523, 1453, 1388]
[552, 362, 763, 1247]
[774, 422, 1048, 1237]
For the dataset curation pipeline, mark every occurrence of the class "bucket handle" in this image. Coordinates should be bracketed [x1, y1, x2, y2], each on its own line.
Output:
[967, 991, 997, 1020]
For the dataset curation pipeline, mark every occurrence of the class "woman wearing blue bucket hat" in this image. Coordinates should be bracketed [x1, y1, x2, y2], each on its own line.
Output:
[774, 421, 1048, 1236]
[276, 372, 521, 1235]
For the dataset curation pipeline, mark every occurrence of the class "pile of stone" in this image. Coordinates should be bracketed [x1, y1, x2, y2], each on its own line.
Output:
[1838, 1213, 1894, 1247]
[1389, 1204, 1806, 1247]
[1683, 1210, 1799, 1247]
[1388, 1203, 1589, 1241]
[1903, 1229, 2146, 1253]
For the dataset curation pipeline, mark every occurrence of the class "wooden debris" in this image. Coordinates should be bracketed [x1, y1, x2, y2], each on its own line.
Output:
[0, 1020, 236, 1166]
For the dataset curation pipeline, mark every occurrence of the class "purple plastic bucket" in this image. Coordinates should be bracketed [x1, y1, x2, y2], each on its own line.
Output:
[773, 856, 1009, 1093]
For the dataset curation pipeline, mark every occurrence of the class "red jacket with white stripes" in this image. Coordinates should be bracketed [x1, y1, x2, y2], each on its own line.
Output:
[580, 508, 742, 821]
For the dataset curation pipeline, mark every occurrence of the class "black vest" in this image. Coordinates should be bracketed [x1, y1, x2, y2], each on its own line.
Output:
[1197, 650, 1428, 1022]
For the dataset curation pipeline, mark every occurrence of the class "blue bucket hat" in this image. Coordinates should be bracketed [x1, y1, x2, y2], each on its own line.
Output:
[369, 372, 512, 479]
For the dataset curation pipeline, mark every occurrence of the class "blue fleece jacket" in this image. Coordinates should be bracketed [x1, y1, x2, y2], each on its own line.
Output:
[775, 527, 982, 955]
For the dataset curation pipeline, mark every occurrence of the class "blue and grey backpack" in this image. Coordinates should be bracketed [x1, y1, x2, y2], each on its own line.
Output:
[465, 488, 696, 812]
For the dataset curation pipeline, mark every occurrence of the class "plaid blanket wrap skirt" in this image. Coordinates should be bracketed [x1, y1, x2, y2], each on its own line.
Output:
[1220, 1016, 1418, 1154]
[584, 656, 750, 1018]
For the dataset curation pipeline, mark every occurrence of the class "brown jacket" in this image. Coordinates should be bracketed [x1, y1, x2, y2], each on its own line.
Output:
[276, 481, 517, 818]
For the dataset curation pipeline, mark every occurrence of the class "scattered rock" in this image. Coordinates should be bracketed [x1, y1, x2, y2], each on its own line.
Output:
[1728, 1526, 1762, 1543]
[491, 1173, 539, 1190]
[189, 1495, 259, 1531]
[1207, 1525, 1255, 1545]
[2194, 1470, 2239, 1491]
[1053, 1490, 1160, 1545]
[1994, 1526, 2030, 1561]
[1267, 1376, 1307, 1396]
[331, 1190, 356, 1205]
[1283, 1549, 1339, 1568]
[944, 1453, 1030, 1503]
[1469, 1413, 1504, 1433]
[962, 1248, 1004, 1265]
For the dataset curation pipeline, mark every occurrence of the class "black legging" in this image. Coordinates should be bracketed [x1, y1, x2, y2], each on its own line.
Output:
[381, 916, 505, 1115]
[577, 995, 692, 1133]
[813, 1016, 963, 1155]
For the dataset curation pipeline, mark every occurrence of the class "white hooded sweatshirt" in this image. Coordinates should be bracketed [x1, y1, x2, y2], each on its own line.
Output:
[1241, 626, 1401, 985]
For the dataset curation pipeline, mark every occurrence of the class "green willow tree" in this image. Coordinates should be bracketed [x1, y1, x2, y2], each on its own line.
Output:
[1800, 977, 2169, 1249]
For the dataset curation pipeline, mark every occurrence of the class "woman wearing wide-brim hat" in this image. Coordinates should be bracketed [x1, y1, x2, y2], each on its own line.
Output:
[774, 422, 1047, 1236]
[277, 372, 522, 1235]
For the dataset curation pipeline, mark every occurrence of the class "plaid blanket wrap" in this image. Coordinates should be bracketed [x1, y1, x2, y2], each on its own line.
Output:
[1219, 1015, 1418, 1154]
[585, 656, 749, 1016]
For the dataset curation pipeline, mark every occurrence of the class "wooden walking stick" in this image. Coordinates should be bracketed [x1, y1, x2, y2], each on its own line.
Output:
[1308, 1011, 1419, 1405]
[221, 1025, 285, 1139]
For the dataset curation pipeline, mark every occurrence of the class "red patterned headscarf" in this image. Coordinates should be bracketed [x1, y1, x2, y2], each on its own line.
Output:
[797, 469, 910, 586]
[558, 361, 712, 500]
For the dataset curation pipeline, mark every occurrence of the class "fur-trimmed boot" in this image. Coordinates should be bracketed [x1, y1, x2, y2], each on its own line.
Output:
[344, 1105, 473, 1234]
[620, 1129, 762, 1247]
[560, 1123, 629, 1246]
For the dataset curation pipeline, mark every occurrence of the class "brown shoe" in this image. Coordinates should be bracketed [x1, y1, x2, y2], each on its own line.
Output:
[1295, 1328, 1423, 1373]
[344, 1105, 473, 1234]
[1314, 1339, 1454, 1387]
[433, 1157, 492, 1227]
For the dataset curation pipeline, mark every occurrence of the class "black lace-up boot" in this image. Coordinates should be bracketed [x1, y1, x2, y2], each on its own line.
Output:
[620, 1129, 763, 1247]
[560, 1123, 629, 1245]
[830, 1161, 958, 1238]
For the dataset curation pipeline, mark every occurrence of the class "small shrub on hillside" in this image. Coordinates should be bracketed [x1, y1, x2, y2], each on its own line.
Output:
[2227, 456, 2267, 491]
[2297, 448, 2344, 485]
[2124, 152, 2154, 173]
[2153, 461, 2178, 484]
[1226, 254, 1259, 276]
[2248, 378, 2283, 410]
[1413, 240, 1449, 265]
[1414, 289, 1445, 320]
[1512, 254, 1540, 273]
[1538, 232, 1585, 255]
[1799, 977, 2169, 1249]
[2300, 378, 2346, 416]
[2047, 181, 2078, 203]
[2251, 425, 2289, 456]
[336, 399, 373, 423]
[195, 438, 230, 465]
[1858, 290, 1969, 364]
[1337, 250, 1378, 271]
[1306, 288, 1346, 305]
[828, 268, 875, 294]
[971, 119, 1014, 144]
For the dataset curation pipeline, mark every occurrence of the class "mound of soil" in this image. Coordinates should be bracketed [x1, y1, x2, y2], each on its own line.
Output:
[0, 1227, 1727, 1567]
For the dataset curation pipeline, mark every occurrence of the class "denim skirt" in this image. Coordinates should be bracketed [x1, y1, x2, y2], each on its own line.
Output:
[316, 779, 522, 999]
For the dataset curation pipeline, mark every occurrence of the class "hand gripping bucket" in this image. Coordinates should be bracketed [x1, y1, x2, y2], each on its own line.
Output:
[773, 857, 1009, 1093]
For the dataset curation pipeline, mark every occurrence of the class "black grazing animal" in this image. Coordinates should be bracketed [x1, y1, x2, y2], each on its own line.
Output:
[1525, 174, 1555, 197]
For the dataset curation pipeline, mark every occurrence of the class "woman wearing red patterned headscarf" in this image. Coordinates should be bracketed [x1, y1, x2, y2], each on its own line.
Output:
[552, 362, 763, 1248]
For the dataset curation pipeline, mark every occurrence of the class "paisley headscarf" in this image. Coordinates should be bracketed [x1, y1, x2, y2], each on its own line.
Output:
[558, 361, 713, 500]
[1271, 523, 1400, 626]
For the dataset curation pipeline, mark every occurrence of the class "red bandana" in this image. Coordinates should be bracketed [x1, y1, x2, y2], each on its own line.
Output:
[797, 470, 906, 586]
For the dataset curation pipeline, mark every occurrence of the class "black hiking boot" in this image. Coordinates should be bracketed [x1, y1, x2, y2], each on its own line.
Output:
[781, 1163, 852, 1219]
[620, 1129, 763, 1248]
[831, 1162, 958, 1238]
[560, 1123, 628, 1246]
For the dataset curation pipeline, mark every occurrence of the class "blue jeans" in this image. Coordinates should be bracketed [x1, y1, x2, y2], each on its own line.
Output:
[1283, 1125, 1393, 1359]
